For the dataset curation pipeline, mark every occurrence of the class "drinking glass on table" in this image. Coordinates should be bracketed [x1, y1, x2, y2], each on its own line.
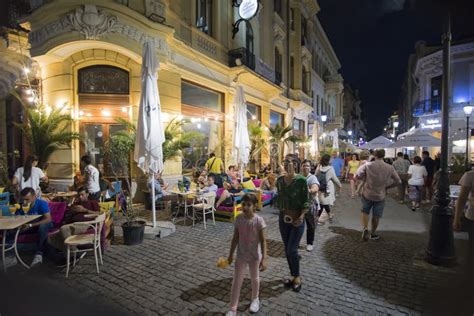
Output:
[22, 203, 31, 216]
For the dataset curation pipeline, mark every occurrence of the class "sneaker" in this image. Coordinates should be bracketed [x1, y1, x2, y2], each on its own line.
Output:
[30, 254, 43, 267]
[225, 311, 236, 316]
[4, 256, 18, 269]
[370, 233, 380, 240]
[249, 298, 260, 313]
[361, 228, 370, 242]
[306, 244, 314, 252]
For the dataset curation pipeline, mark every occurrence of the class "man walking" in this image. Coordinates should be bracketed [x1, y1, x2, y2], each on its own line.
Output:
[392, 152, 411, 203]
[356, 149, 401, 241]
[422, 151, 435, 203]
[301, 160, 319, 252]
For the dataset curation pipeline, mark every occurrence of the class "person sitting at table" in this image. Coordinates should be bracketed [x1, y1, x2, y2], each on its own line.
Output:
[201, 175, 218, 194]
[98, 172, 115, 201]
[197, 176, 207, 190]
[69, 170, 84, 191]
[216, 180, 245, 208]
[148, 173, 177, 210]
[226, 165, 237, 182]
[19, 187, 53, 267]
[50, 187, 100, 251]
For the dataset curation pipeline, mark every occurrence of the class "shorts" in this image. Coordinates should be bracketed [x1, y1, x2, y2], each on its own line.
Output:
[361, 196, 385, 218]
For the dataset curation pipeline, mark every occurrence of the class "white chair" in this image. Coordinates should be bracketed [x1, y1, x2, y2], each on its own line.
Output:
[64, 213, 106, 278]
[192, 192, 216, 229]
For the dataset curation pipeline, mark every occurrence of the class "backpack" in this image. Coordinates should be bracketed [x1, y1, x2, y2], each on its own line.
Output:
[316, 169, 329, 195]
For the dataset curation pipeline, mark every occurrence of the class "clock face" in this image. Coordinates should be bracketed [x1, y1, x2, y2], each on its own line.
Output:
[238, 0, 258, 20]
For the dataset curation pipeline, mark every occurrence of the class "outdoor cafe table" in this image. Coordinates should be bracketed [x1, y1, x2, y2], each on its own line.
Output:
[0, 215, 41, 272]
[168, 190, 201, 224]
[42, 191, 77, 205]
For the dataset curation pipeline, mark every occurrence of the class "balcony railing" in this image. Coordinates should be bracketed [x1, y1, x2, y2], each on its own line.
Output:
[229, 47, 255, 70]
[413, 97, 441, 117]
[275, 71, 282, 85]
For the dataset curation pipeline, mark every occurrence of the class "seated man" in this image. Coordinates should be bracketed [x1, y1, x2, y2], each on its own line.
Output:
[19, 187, 53, 267]
[50, 187, 100, 252]
[216, 180, 245, 208]
[148, 172, 176, 209]
[201, 175, 218, 194]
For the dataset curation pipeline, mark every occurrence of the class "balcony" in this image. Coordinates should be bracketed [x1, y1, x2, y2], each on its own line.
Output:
[413, 97, 441, 117]
[229, 47, 255, 70]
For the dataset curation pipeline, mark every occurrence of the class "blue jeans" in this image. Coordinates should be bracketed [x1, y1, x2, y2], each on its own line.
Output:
[279, 214, 305, 277]
[36, 222, 53, 255]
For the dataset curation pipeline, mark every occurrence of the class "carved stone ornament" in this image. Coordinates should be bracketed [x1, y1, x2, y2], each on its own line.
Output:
[28, 5, 170, 56]
[65, 5, 118, 40]
[273, 23, 285, 45]
[145, 0, 166, 19]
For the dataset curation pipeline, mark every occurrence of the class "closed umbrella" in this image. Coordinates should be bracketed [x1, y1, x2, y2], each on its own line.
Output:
[310, 123, 319, 157]
[284, 107, 294, 156]
[233, 86, 251, 180]
[329, 129, 339, 151]
[134, 40, 165, 228]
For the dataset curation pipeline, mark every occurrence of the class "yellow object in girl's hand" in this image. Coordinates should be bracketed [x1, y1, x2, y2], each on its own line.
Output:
[216, 257, 229, 268]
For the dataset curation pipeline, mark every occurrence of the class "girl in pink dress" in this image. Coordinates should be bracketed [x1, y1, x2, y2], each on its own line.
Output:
[226, 193, 268, 316]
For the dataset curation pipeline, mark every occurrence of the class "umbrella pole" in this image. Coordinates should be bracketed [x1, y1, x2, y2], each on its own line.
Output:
[151, 172, 157, 228]
[240, 162, 244, 181]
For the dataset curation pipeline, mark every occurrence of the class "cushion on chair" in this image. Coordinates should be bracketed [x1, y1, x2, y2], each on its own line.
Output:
[252, 179, 262, 188]
[64, 234, 95, 246]
[242, 180, 256, 190]
[48, 202, 68, 228]
[216, 188, 225, 198]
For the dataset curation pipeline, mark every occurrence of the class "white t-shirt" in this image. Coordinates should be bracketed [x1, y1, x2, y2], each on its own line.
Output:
[84, 165, 101, 193]
[408, 164, 427, 186]
[14, 167, 45, 193]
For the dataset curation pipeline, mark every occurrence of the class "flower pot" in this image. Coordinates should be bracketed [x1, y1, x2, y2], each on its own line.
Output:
[121, 220, 146, 246]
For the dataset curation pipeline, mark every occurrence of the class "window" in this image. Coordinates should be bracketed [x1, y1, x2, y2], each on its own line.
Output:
[290, 56, 294, 89]
[316, 95, 320, 115]
[302, 65, 308, 94]
[270, 111, 284, 128]
[293, 118, 305, 136]
[181, 81, 224, 174]
[78, 65, 129, 94]
[196, 0, 212, 35]
[274, 47, 282, 84]
[274, 0, 282, 16]
[290, 8, 295, 31]
[301, 16, 307, 45]
[247, 103, 261, 122]
[246, 22, 254, 56]
[182, 81, 223, 111]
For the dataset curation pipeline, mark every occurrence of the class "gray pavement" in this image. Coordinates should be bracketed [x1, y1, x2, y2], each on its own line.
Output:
[1, 184, 473, 315]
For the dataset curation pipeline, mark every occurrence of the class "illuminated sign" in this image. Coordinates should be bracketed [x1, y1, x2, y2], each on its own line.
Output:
[238, 0, 259, 20]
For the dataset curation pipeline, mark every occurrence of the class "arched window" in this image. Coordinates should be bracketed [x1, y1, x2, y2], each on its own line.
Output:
[78, 65, 129, 94]
[245, 22, 255, 69]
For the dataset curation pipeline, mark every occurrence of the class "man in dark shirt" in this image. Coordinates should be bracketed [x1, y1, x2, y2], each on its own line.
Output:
[51, 187, 100, 251]
[422, 151, 435, 203]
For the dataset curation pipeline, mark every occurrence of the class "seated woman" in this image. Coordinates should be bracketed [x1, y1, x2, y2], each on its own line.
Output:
[216, 180, 245, 208]
[226, 165, 237, 182]
[99, 172, 115, 201]
[260, 173, 277, 193]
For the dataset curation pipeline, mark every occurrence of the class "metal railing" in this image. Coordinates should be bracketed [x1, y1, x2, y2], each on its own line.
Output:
[413, 97, 441, 117]
[228, 47, 255, 70]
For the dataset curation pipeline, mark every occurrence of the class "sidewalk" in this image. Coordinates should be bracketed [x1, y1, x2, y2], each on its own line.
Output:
[1, 184, 472, 315]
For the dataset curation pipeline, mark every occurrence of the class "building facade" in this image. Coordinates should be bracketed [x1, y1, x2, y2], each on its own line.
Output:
[0, 0, 344, 191]
[398, 39, 474, 156]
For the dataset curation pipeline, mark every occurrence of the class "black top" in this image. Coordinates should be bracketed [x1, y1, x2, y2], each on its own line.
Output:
[423, 157, 436, 177]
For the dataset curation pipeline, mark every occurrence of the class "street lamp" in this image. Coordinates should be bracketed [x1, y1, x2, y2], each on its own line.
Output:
[320, 115, 328, 151]
[348, 130, 353, 144]
[321, 115, 327, 123]
[463, 105, 473, 170]
[393, 121, 399, 139]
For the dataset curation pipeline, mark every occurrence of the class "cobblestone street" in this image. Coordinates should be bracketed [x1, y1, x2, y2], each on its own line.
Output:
[1, 185, 473, 315]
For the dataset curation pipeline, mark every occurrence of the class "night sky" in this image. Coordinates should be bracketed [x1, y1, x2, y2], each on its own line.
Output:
[318, 0, 474, 138]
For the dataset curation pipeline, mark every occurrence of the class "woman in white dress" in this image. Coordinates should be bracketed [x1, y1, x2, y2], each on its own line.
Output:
[12, 155, 48, 197]
[316, 154, 342, 223]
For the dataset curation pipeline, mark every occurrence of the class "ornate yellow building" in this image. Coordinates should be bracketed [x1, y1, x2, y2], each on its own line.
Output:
[0, 0, 344, 192]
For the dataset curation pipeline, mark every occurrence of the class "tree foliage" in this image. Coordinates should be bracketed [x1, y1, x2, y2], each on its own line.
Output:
[12, 92, 81, 169]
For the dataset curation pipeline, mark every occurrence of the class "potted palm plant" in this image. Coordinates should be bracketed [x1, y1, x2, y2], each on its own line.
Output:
[13, 93, 81, 169]
[248, 122, 268, 174]
[268, 123, 301, 170]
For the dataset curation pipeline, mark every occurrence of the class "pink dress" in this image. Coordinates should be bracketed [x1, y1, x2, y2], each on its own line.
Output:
[235, 214, 266, 262]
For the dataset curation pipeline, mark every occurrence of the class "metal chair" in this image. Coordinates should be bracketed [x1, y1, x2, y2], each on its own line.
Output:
[64, 213, 106, 278]
[192, 192, 216, 229]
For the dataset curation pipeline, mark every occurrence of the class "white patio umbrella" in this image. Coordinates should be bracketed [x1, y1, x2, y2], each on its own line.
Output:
[389, 131, 441, 148]
[233, 86, 251, 179]
[360, 135, 392, 149]
[134, 40, 165, 228]
[329, 129, 339, 150]
[310, 123, 319, 157]
[284, 107, 294, 156]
